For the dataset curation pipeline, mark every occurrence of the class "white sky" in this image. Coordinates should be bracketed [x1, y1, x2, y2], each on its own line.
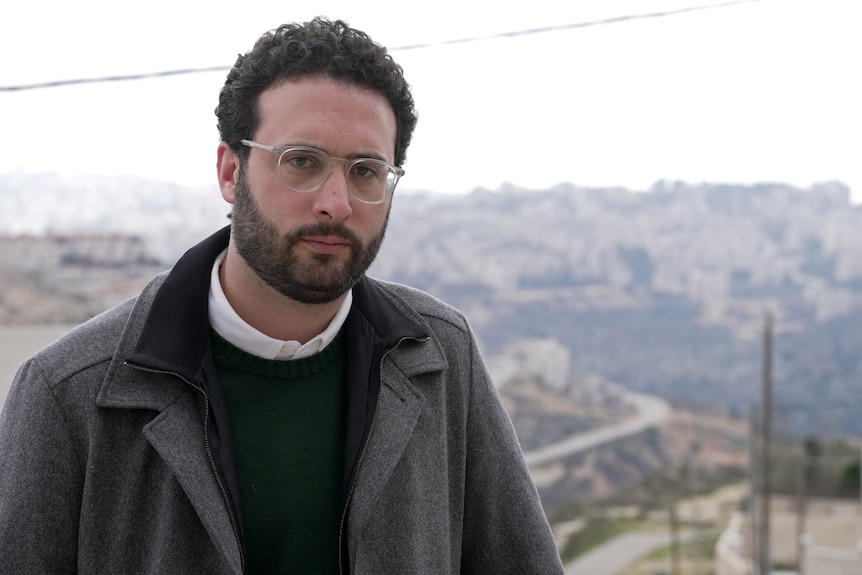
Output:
[1, 0, 860, 200]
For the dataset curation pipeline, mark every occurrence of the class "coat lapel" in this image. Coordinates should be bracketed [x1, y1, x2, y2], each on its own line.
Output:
[97, 362, 243, 574]
[143, 392, 243, 574]
[345, 337, 447, 540]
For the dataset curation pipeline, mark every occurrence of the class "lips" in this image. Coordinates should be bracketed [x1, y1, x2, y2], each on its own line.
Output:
[301, 236, 351, 255]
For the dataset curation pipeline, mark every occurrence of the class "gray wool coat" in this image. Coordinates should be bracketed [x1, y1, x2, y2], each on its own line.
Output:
[0, 228, 564, 574]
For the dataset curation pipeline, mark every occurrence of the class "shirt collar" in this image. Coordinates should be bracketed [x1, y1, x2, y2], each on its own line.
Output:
[208, 249, 352, 360]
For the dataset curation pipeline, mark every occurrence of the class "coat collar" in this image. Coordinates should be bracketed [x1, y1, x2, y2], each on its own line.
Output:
[100, 225, 436, 407]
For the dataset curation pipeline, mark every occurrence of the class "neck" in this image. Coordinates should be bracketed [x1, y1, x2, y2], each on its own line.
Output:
[219, 246, 346, 344]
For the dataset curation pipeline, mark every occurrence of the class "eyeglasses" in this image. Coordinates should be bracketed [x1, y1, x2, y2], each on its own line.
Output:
[240, 139, 404, 205]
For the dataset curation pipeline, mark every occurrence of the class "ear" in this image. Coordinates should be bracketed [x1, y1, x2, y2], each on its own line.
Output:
[217, 141, 240, 204]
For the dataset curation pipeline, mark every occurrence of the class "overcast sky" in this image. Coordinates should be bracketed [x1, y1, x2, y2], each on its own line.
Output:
[1, 0, 859, 201]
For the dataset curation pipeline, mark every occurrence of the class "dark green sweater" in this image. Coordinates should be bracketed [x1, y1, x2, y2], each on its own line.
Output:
[211, 330, 347, 575]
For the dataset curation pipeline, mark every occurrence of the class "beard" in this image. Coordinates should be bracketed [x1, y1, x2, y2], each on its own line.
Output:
[230, 172, 388, 305]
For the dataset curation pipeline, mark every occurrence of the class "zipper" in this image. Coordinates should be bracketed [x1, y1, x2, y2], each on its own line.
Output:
[124, 361, 246, 575]
[337, 336, 427, 575]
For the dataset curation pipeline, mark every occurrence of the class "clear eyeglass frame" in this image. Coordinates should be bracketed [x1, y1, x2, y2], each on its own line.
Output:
[240, 139, 404, 205]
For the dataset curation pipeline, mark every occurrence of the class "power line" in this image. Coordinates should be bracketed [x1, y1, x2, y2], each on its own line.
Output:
[0, 0, 762, 93]
[395, 0, 761, 50]
[0, 66, 230, 92]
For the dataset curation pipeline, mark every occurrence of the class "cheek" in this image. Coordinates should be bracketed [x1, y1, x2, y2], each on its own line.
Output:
[358, 206, 390, 237]
[244, 155, 287, 199]
[255, 183, 311, 221]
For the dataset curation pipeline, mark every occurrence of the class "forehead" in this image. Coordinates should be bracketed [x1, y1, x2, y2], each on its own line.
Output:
[255, 77, 397, 159]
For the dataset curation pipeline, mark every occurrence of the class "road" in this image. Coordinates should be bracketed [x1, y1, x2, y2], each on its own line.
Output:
[524, 390, 672, 467]
[520, 390, 674, 573]
[565, 531, 674, 575]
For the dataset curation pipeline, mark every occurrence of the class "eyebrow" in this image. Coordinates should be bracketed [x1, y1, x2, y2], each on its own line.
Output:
[281, 142, 391, 164]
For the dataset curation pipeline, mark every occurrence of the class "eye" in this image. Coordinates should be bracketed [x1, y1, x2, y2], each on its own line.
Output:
[351, 161, 382, 180]
[281, 150, 323, 172]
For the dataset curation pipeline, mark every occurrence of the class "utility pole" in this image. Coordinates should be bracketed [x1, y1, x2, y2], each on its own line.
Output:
[749, 405, 760, 572]
[796, 446, 808, 575]
[669, 497, 681, 575]
[759, 312, 773, 574]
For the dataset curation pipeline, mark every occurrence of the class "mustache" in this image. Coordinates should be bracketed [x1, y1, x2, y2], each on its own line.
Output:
[288, 222, 361, 244]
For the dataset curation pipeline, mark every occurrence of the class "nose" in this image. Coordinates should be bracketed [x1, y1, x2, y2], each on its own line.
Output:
[312, 160, 353, 222]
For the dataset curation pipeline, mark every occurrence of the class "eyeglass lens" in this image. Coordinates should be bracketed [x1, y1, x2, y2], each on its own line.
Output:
[278, 148, 397, 202]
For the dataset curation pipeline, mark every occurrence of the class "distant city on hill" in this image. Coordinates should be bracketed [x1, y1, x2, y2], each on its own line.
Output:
[2, 172, 859, 435]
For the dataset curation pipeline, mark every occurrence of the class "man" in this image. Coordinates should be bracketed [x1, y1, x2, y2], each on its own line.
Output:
[0, 18, 564, 574]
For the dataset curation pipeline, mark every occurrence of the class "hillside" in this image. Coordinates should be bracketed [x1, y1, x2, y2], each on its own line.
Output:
[373, 180, 862, 435]
[2, 173, 860, 435]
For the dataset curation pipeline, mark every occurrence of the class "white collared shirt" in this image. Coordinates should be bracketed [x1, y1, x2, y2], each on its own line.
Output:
[208, 249, 352, 360]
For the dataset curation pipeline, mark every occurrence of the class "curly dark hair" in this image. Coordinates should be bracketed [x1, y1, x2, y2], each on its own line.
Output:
[216, 17, 417, 167]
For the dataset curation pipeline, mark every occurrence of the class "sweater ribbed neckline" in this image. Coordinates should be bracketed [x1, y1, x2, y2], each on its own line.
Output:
[210, 327, 345, 379]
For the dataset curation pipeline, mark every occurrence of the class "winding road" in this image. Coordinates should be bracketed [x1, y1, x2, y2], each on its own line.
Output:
[520, 390, 676, 574]
[524, 390, 672, 467]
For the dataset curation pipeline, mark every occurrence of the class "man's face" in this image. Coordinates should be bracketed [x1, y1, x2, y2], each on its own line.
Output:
[223, 77, 398, 305]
